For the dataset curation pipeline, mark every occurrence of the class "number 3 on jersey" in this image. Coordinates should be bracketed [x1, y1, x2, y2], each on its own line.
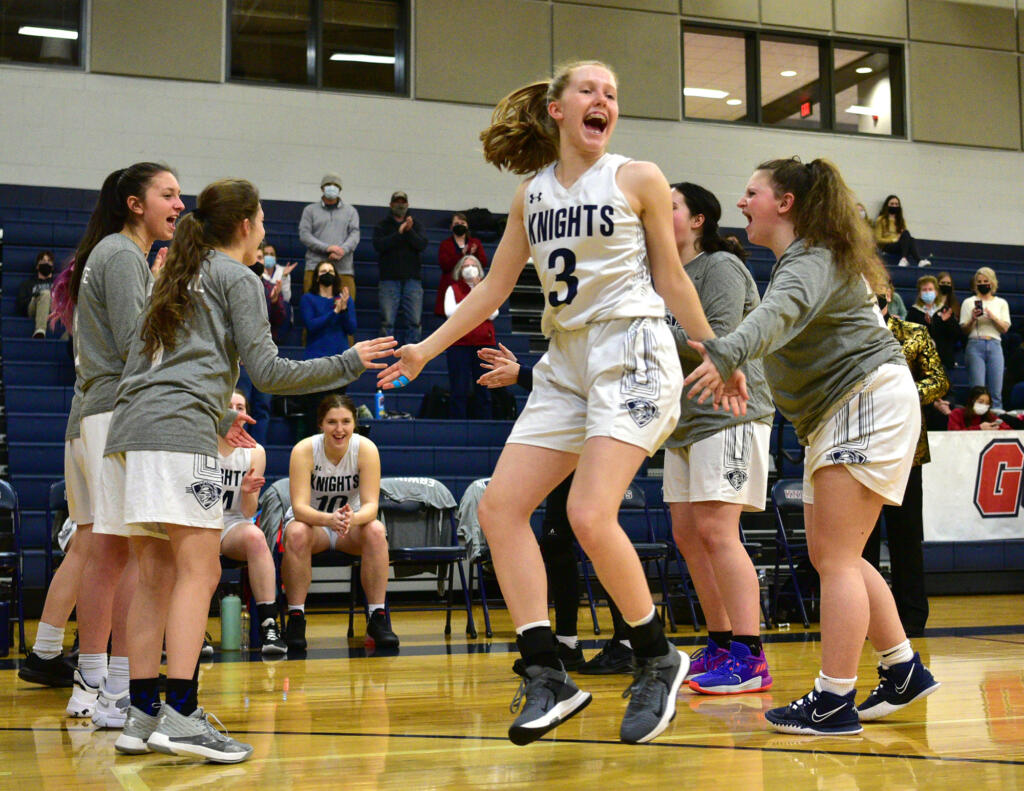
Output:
[547, 248, 579, 307]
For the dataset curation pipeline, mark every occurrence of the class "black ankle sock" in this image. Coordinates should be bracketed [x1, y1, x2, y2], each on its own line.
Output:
[627, 613, 670, 659]
[129, 678, 161, 717]
[256, 603, 277, 625]
[708, 630, 733, 649]
[165, 678, 198, 716]
[733, 635, 763, 657]
[608, 600, 630, 643]
[516, 626, 560, 670]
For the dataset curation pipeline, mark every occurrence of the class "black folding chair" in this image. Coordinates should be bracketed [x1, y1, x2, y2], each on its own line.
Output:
[770, 479, 812, 628]
[45, 480, 68, 584]
[456, 478, 493, 638]
[0, 480, 27, 655]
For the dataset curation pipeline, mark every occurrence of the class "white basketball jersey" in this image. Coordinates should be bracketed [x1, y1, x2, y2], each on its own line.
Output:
[219, 446, 253, 522]
[309, 433, 362, 513]
[524, 153, 666, 336]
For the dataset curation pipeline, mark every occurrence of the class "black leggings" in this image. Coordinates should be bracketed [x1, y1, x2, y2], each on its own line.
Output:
[881, 230, 923, 265]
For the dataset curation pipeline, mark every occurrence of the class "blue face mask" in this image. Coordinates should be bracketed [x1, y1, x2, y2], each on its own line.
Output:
[921, 291, 936, 304]
[264, 254, 277, 270]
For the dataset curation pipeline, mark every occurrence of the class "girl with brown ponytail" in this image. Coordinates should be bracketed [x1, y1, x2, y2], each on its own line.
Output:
[686, 157, 940, 735]
[97, 178, 396, 763]
[379, 61, 747, 747]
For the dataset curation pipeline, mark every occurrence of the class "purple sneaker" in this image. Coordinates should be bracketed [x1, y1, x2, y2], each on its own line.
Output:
[684, 637, 729, 681]
[688, 641, 773, 695]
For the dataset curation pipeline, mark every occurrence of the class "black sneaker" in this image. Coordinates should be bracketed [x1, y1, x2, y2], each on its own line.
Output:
[857, 653, 940, 721]
[578, 640, 635, 675]
[200, 632, 215, 658]
[260, 619, 288, 656]
[765, 680, 862, 735]
[18, 651, 75, 687]
[285, 610, 307, 652]
[508, 665, 592, 746]
[365, 610, 400, 650]
[558, 642, 584, 671]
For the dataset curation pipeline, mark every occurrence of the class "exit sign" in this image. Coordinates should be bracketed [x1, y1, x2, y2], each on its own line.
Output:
[800, 101, 812, 118]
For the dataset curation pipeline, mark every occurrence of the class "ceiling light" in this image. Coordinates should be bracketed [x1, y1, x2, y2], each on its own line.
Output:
[18, 26, 78, 40]
[330, 53, 395, 64]
[684, 87, 729, 99]
[855, 66, 873, 74]
[780, 70, 797, 77]
[845, 105, 877, 115]
[726, 99, 743, 106]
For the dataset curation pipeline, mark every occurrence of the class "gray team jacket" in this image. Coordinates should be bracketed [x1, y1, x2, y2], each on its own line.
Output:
[702, 240, 905, 445]
[664, 251, 774, 449]
[299, 200, 360, 275]
[105, 251, 366, 458]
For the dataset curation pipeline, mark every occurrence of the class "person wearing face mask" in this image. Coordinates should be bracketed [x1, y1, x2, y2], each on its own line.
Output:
[19, 250, 57, 338]
[436, 212, 489, 317]
[373, 190, 428, 345]
[443, 255, 498, 419]
[961, 267, 1010, 410]
[874, 195, 930, 268]
[261, 242, 297, 305]
[298, 173, 361, 298]
[907, 275, 960, 374]
[948, 386, 1012, 431]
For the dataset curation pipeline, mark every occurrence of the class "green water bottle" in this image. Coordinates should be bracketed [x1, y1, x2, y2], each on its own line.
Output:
[220, 594, 242, 651]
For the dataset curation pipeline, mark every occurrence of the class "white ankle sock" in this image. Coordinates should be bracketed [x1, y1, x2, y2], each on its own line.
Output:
[288, 604, 305, 614]
[106, 656, 130, 695]
[32, 622, 65, 659]
[78, 653, 107, 687]
[624, 605, 657, 629]
[818, 671, 857, 696]
[555, 634, 578, 649]
[876, 639, 913, 668]
[367, 603, 385, 617]
[515, 620, 550, 636]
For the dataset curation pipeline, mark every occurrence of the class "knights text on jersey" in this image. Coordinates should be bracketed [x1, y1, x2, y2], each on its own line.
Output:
[524, 153, 666, 336]
[308, 433, 362, 513]
[219, 446, 253, 520]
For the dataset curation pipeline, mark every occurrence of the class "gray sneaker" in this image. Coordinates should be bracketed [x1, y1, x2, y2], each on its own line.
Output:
[92, 681, 130, 728]
[620, 648, 689, 744]
[115, 706, 160, 754]
[147, 705, 254, 763]
[508, 665, 592, 746]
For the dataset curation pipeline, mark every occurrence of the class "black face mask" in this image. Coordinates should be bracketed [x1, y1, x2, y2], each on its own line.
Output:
[249, 262, 265, 278]
[452, 224, 468, 237]
[318, 272, 336, 287]
[939, 283, 952, 295]
[877, 295, 888, 312]
[38, 264, 53, 277]
[977, 284, 992, 295]
[888, 205, 900, 215]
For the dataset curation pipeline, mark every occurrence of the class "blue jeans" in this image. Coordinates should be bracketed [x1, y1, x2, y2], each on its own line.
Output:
[379, 279, 423, 346]
[446, 345, 492, 419]
[965, 337, 1005, 409]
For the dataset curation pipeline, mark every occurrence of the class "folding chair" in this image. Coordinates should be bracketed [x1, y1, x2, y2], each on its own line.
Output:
[659, 505, 702, 632]
[45, 480, 68, 584]
[0, 479, 27, 656]
[770, 479, 812, 628]
[456, 478, 493, 638]
[380, 477, 477, 639]
[580, 481, 678, 634]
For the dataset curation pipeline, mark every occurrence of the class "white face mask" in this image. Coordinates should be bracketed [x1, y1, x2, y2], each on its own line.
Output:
[323, 184, 341, 200]
[461, 266, 481, 282]
[973, 402, 991, 416]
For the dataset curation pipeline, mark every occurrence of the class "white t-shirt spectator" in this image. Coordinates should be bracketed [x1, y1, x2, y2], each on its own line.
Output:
[961, 295, 1010, 340]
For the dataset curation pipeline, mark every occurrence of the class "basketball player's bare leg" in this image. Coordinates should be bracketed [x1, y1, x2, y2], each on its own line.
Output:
[670, 504, 731, 632]
[221, 525, 277, 603]
[127, 536, 174, 681]
[332, 520, 390, 606]
[281, 522, 333, 609]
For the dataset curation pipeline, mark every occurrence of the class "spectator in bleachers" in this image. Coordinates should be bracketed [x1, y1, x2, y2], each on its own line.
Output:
[435, 212, 489, 317]
[373, 190, 427, 345]
[874, 195, 931, 268]
[948, 386, 1012, 430]
[298, 173, 360, 297]
[883, 277, 906, 320]
[18, 250, 55, 338]
[1001, 332, 1024, 410]
[261, 242, 296, 305]
[961, 267, 1010, 410]
[907, 274, 960, 373]
[297, 261, 357, 437]
[444, 254, 497, 419]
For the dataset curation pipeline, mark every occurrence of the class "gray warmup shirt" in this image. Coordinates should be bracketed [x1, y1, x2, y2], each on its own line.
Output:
[65, 387, 83, 442]
[703, 240, 905, 444]
[74, 233, 152, 419]
[106, 251, 366, 458]
[665, 251, 774, 449]
[299, 199, 360, 275]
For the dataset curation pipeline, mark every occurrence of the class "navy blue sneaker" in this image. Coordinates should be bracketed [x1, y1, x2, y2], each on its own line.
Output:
[765, 680, 862, 735]
[857, 653, 940, 721]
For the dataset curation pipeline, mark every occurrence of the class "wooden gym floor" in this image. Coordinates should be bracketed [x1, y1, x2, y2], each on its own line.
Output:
[1, 594, 1023, 789]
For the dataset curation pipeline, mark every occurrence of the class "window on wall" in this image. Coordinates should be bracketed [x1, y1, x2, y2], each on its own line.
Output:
[230, 0, 407, 95]
[0, 0, 82, 68]
[682, 24, 904, 138]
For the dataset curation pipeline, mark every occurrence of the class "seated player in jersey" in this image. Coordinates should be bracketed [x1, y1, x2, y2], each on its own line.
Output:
[218, 389, 287, 655]
[281, 394, 398, 651]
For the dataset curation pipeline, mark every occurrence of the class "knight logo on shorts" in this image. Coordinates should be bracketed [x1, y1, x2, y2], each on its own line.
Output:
[724, 469, 748, 491]
[828, 448, 868, 464]
[624, 398, 658, 428]
[188, 481, 223, 510]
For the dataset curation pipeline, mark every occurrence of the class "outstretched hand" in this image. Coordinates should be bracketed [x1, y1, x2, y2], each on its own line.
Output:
[683, 340, 749, 417]
[377, 343, 427, 390]
[151, 247, 168, 276]
[353, 336, 397, 370]
[241, 466, 266, 494]
[477, 343, 520, 389]
[225, 413, 258, 448]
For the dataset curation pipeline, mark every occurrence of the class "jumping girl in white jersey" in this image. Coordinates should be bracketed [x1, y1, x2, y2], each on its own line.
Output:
[686, 157, 940, 734]
[281, 394, 397, 652]
[379, 60, 746, 745]
[218, 389, 286, 655]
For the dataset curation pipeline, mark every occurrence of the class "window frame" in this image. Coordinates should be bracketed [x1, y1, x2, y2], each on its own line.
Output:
[682, 22, 906, 139]
[0, 0, 86, 72]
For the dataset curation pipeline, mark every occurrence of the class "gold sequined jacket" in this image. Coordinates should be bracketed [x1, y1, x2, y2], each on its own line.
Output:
[887, 316, 950, 465]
